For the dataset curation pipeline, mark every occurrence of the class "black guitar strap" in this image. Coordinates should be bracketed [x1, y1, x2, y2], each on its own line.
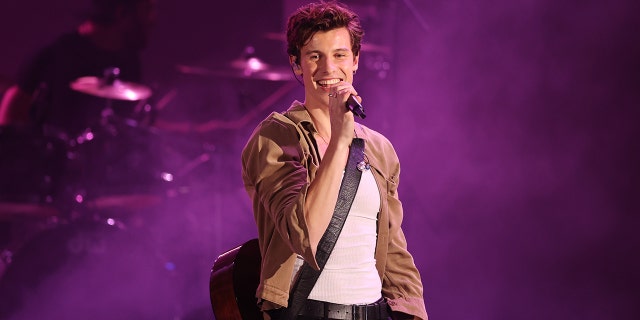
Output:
[283, 138, 366, 320]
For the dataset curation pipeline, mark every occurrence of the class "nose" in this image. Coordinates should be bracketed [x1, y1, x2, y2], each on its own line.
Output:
[320, 57, 337, 73]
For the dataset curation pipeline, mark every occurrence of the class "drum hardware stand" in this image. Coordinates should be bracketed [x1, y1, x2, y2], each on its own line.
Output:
[65, 68, 126, 220]
[98, 67, 121, 137]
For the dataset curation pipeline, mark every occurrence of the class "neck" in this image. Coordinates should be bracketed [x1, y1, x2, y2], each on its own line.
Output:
[306, 105, 331, 140]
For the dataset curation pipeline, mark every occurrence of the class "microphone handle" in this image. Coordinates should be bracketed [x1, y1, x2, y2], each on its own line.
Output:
[346, 94, 366, 119]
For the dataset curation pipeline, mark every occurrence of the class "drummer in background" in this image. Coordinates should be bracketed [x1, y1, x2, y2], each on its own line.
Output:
[0, 0, 157, 287]
[0, 0, 156, 136]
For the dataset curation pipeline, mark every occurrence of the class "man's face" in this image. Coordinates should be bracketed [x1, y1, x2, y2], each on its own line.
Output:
[294, 27, 359, 108]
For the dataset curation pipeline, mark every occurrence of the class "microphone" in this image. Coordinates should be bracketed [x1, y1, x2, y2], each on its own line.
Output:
[346, 94, 366, 119]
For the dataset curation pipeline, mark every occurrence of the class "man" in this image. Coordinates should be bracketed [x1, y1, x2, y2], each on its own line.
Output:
[0, 0, 156, 135]
[241, 1, 428, 319]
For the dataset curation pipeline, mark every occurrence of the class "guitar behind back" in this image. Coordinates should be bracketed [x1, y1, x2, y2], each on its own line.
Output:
[210, 238, 263, 320]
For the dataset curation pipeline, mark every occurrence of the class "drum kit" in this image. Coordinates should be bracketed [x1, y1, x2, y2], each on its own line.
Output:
[0, 57, 298, 316]
[0, 68, 217, 314]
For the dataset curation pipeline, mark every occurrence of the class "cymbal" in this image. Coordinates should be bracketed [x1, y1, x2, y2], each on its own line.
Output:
[176, 62, 295, 82]
[70, 76, 152, 101]
[85, 194, 163, 211]
[0, 202, 59, 220]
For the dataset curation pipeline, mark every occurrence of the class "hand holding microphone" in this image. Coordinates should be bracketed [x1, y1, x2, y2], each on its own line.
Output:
[328, 81, 366, 119]
[329, 93, 366, 119]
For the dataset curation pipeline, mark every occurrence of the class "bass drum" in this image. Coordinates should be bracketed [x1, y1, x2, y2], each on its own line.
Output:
[0, 218, 180, 319]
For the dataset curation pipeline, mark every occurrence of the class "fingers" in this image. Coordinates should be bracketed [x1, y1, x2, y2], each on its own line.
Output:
[353, 94, 362, 105]
[329, 81, 358, 101]
[326, 82, 356, 141]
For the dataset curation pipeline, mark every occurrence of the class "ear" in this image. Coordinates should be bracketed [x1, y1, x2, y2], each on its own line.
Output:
[353, 54, 360, 73]
[289, 55, 303, 75]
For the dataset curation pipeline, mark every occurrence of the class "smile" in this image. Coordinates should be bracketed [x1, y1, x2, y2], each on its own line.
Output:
[316, 78, 341, 87]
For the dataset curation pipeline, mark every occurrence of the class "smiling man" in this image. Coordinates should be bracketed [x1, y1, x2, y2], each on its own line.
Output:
[241, 2, 428, 319]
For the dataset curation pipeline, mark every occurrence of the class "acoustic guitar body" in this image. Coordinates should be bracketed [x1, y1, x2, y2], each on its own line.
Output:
[210, 238, 263, 320]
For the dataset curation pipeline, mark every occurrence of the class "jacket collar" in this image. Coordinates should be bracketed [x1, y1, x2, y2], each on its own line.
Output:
[282, 101, 312, 125]
[283, 101, 323, 137]
[282, 100, 368, 140]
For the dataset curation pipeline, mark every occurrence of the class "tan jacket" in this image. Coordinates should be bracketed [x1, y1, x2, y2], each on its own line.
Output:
[241, 102, 428, 319]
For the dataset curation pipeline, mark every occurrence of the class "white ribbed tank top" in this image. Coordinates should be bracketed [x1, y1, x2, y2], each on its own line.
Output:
[292, 169, 382, 304]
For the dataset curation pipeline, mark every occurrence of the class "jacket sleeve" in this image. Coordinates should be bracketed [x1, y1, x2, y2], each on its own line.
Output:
[379, 141, 428, 320]
[241, 115, 319, 267]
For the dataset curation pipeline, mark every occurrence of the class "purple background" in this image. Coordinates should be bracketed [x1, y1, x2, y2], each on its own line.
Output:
[1, 0, 638, 319]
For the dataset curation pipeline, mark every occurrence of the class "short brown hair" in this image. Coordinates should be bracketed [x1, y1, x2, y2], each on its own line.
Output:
[286, 1, 364, 65]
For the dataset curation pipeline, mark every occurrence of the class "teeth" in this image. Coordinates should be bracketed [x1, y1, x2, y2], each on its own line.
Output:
[317, 79, 340, 86]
